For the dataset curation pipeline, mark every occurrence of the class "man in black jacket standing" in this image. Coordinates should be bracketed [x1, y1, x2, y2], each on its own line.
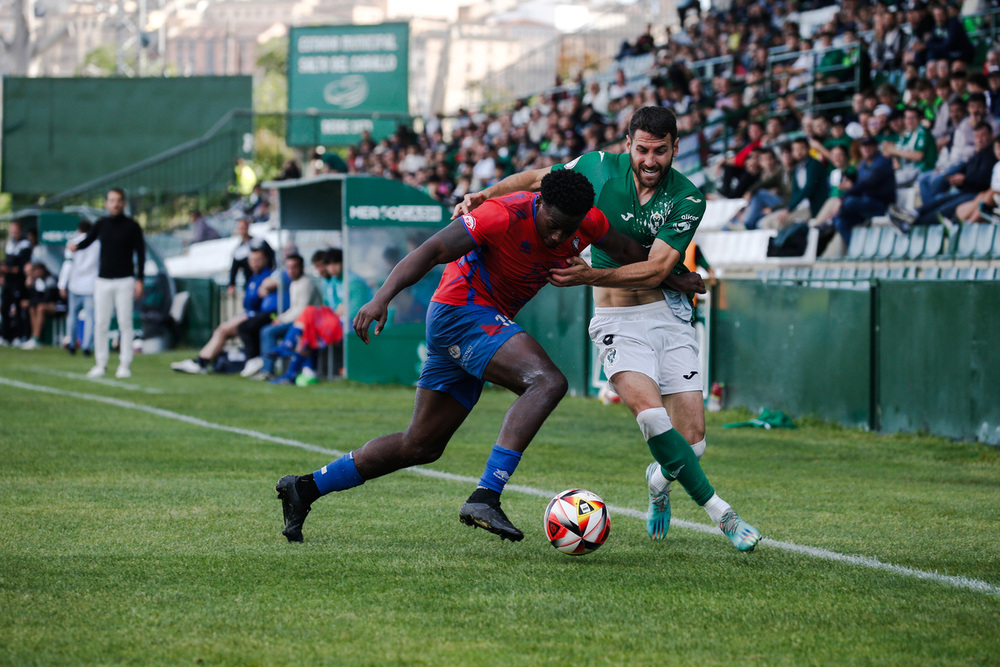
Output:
[71, 188, 145, 379]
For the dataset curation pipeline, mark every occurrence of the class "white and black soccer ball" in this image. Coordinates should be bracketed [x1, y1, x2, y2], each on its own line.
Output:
[543, 488, 610, 555]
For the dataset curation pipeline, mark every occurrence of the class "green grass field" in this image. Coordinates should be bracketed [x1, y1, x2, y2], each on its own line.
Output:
[1, 348, 999, 666]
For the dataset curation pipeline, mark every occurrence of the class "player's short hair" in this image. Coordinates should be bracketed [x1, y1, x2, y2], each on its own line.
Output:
[627, 105, 678, 142]
[286, 253, 304, 267]
[108, 187, 126, 199]
[310, 249, 327, 264]
[540, 168, 595, 218]
[325, 247, 344, 264]
[77, 220, 92, 234]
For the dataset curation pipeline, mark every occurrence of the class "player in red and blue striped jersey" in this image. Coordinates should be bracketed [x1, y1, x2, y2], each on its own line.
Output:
[275, 169, 660, 543]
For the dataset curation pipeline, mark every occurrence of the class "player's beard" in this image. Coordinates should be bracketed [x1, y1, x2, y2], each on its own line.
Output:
[631, 154, 672, 191]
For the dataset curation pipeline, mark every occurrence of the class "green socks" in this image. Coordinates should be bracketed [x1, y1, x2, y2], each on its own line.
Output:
[637, 408, 715, 506]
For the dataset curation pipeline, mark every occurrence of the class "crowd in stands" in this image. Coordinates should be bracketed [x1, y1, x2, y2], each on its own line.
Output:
[288, 0, 1000, 256]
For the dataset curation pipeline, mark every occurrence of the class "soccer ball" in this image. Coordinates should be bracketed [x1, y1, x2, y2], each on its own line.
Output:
[544, 488, 611, 555]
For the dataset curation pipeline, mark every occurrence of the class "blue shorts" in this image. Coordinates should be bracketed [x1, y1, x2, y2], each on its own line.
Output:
[417, 301, 524, 411]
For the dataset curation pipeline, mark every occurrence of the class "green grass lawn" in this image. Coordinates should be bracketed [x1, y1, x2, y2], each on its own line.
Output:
[1, 348, 998, 666]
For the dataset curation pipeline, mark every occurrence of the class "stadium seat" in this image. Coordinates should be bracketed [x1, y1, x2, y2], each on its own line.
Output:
[973, 224, 996, 265]
[873, 266, 890, 280]
[975, 267, 996, 280]
[921, 225, 947, 262]
[838, 226, 868, 264]
[920, 266, 941, 280]
[886, 267, 906, 280]
[957, 266, 977, 280]
[940, 266, 959, 280]
[853, 266, 873, 288]
[860, 226, 883, 263]
[952, 223, 981, 266]
[889, 230, 911, 262]
[906, 225, 928, 260]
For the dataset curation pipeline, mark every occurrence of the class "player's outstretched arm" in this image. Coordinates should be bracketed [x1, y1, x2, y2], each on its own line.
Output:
[353, 220, 477, 344]
[549, 239, 681, 289]
[451, 167, 551, 219]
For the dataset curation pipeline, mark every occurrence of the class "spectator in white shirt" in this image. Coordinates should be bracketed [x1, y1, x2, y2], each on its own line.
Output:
[57, 220, 100, 355]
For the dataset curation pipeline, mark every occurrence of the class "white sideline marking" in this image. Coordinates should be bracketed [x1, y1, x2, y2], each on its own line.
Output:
[21, 367, 165, 394]
[2, 375, 999, 598]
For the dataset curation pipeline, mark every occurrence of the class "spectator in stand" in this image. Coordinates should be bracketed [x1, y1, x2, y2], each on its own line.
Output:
[920, 94, 998, 205]
[227, 217, 275, 297]
[987, 68, 1000, 119]
[729, 147, 790, 230]
[882, 106, 937, 187]
[954, 136, 1000, 222]
[1, 220, 32, 347]
[931, 79, 959, 145]
[871, 7, 905, 72]
[58, 220, 99, 356]
[188, 210, 221, 245]
[19, 263, 63, 350]
[809, 143, 855, 231]
[759, 137, 829, 230]
[716, 147, 761, 200]
[891, 122, 998, 231]
[240, 252, 320, 378]
[829, 136, 895, 245]
[923, 2, 975, 65]
[278, 159, 302, 180]
[171, 247, 272, 375]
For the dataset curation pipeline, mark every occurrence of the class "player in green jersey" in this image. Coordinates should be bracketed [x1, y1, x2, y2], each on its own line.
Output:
[455, 106, 760, 552]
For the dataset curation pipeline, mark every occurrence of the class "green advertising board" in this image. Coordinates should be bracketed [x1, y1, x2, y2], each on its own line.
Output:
[37, 212, 81, 245]
[287, 23, 409, 147]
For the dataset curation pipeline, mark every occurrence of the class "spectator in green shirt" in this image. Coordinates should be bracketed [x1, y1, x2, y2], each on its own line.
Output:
[882, 106, 938, 186]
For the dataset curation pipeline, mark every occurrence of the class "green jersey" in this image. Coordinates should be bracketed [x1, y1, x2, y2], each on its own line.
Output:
[553, 151, 706, 270]
[897, 126, 937, 173]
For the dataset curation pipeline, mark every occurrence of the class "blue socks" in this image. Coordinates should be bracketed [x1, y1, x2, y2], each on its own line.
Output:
[313, 453, 366, 496]
[477, 444, 522, 494]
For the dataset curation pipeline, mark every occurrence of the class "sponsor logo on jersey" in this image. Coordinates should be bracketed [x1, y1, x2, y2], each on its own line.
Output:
[621, 212, 634, 222]
[448, 344, 462, 359]
[667, 464, 685, 480]
[674, 220, 693, 233]
[572, 237, 580, 251]
[462, 214, 476, 231]
[685, 196, 703, 203]
[683, 370, 699, 380]
[520, 240, 532, 253]
[565, 156, 582, 169]
[680, 213, 700, 221]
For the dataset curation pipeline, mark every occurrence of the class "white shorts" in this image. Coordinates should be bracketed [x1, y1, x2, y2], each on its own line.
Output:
[589, 300, 702, 396]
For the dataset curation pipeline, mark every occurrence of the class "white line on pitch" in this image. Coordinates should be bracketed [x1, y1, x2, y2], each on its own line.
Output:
[20, 366, 165, 394]
[2, 375, 998, 598]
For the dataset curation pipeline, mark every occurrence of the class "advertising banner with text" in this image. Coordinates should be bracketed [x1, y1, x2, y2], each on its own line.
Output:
[287, 23, 409, 147]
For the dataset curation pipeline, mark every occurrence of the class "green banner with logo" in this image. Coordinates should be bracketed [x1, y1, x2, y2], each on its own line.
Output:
[287, 23, 409, 147]
[37, 212, 81, 245]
